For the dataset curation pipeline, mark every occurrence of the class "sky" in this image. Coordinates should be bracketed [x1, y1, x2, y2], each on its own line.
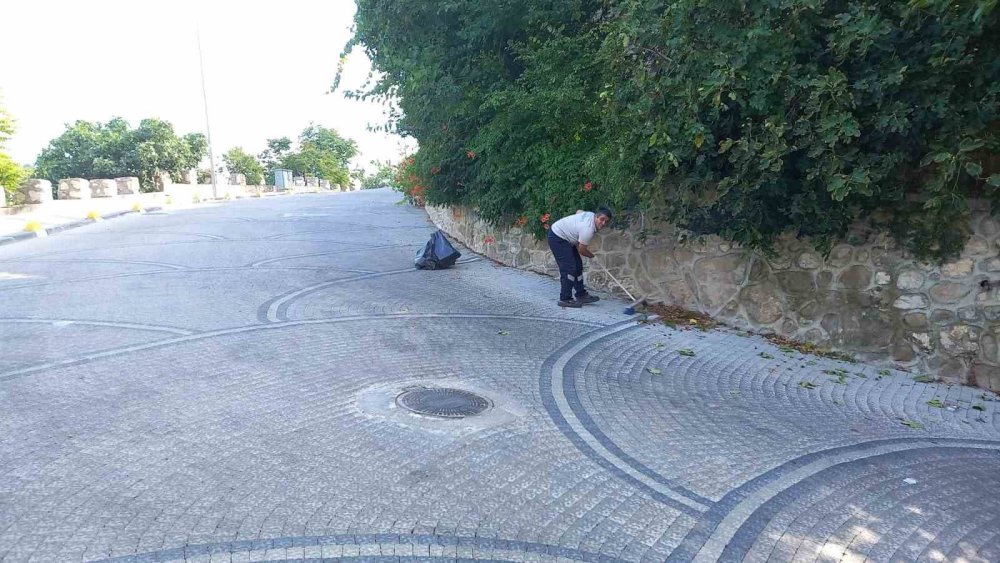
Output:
[0, 0, 414, 171]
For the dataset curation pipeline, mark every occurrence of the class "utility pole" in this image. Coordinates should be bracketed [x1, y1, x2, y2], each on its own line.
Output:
[196, 24, 218, 199]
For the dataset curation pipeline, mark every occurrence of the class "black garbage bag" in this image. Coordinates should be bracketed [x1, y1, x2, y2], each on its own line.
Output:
[415, 230, 462, 270]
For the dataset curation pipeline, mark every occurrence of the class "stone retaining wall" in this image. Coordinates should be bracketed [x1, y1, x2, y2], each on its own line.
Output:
[427, 205, 1000, 391]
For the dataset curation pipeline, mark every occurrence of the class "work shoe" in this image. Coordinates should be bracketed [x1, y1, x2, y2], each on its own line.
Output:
[576, 294, 600, 304]
[558, 299, 583, 308]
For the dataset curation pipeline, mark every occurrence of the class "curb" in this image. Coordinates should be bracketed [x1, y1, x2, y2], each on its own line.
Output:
[0, 206, 163, 247]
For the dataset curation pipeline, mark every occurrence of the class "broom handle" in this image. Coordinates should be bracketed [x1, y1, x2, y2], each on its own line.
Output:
[593, 259, 636, 301]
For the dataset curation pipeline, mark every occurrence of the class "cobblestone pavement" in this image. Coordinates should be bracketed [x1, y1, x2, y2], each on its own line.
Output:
[1, 190, 999, 563]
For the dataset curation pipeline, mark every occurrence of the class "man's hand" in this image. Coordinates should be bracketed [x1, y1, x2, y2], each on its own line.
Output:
[577, 243, 595, 258]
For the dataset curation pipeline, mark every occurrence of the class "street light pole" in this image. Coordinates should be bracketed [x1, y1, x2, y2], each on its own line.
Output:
[196, 24, 218, 199]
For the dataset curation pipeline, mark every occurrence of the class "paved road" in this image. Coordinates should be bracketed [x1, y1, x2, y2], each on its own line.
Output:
[1, 190, 999, 562]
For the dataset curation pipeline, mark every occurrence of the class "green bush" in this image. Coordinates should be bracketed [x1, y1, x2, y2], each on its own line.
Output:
[343, 0, 999, 260]
[0, 97, 27, 202]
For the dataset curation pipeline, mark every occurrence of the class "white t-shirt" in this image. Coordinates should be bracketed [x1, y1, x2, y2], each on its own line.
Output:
[551, 211, 596, 245]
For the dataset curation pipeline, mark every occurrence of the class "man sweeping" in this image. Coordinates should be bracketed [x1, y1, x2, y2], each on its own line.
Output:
[547, 208, 613, 308]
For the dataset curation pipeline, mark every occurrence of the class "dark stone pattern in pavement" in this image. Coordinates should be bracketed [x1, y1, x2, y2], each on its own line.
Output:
[725, 447, 1000, 563]
[0, 190, 998, 562]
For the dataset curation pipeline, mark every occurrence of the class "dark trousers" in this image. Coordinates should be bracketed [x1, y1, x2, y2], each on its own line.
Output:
[547, 231, 588, 301]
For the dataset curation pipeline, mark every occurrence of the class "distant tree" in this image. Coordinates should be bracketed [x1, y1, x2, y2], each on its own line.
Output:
[34, 118, 207, 191]
[182, 133, 208, 170]
[258, 136, 292, 184]
[359, 160, 399, 190]
[280, 124, 358, 186]
[0, 96, 27, 201]
[132, 119, 206, 185]
[222, 147, 265, 185]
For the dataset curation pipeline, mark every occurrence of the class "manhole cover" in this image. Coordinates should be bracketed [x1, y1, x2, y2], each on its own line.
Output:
[395, 387, 493, 418]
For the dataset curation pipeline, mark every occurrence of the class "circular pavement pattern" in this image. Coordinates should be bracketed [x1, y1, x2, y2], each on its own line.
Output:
[1, 190, 999, 562]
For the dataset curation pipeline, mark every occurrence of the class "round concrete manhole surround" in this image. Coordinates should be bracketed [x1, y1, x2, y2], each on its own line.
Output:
[395, 387, 493, 419]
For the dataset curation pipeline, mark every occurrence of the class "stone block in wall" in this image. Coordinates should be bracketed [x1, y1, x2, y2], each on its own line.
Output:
[893, 294, 928, 310]
[692, 254, 749, 310]
[963, 236, 991, 257]
[903, 312, 929, 329]
[959, 306, 982, 321]
[767, 254, 793, 270]
[88, 179, 117, 198]
[929, 281, 972, 304]
[838, 265, 872, 289]
[305, 176, 319, 187]
[824, 308, 893, 350]
[58, 178, 91, 200]
[154, 171, 172, 191]
[775, 271, 816, 294]
[892, 339, 917, 362]
[796, 252, 823, 269]
[910, 332, 933, 351]
[815, 270, 833, 290]
[972, 362, 1000, 392]
[115, 177, 141, 195]
[979, 216, 999, 237]
[896, 270, 925, 290]
[293, 176, 305, 187]
[639, 250, 681, 282]
[828, 245, 854, 267]
[981, 333, 998, 363]
[230, 173, 247, 186]
[182, 169, 197, 184]
[939, 324, 981, 355]
[19, 179, 53, 204]
[797, 300, 820, 321]
[740, 283, 783, 324]
[937, 355, 970, 383]
[661, 278, 697, 307]
[941, 258, 974, 278]
[932, 309, 958, 324]
[320, 180, 331, 189]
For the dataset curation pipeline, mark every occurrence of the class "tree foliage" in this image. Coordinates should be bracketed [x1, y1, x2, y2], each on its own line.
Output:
[344, 0, 999, 260]
[34, 118, 207, 191]
[0, 96, 27, 200]
[258, 137, 292, 184]
[279, 125, 358, 187]
[222, 146, 265, 185]
[359, 160, 401, 190]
